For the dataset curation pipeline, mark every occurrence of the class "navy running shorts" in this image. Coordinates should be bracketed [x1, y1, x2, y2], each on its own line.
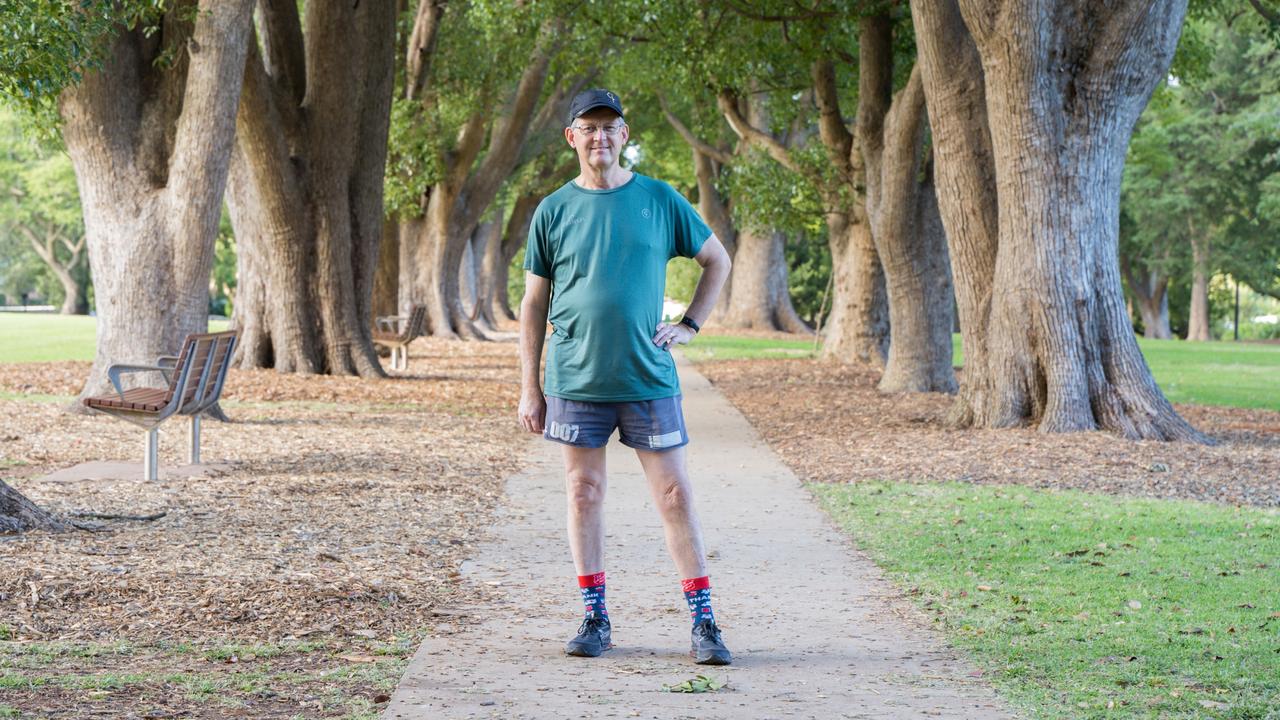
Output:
[543, 395, 689, 451]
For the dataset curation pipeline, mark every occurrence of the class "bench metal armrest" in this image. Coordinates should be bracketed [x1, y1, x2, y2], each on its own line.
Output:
[376, 315, 406, 332]
[106, 364, 171, 400]
[155, 356, 180, 383]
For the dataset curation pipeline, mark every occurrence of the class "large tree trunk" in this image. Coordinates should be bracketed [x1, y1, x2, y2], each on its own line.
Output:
[923, 0, 1201, 440]
[227, 0, 396, 375]
[718, 228, 810, 333]
[851, 19, 957, 393]
[1120, 256, 1173, 339]
[492, 192, 542, 321]
[61, 0, 255, 401]
[910, 0, 1001, 427]
[398, 30, 562, 340]
[1, 480, 67, 534]
[372, 217, 399, 321]
[1187, 234, 1211, 341]
[820, 214, 889, 363]
[674, 109, 808, 334]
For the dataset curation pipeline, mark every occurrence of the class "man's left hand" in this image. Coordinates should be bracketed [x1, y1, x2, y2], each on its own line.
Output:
[652, 321, 696, 351]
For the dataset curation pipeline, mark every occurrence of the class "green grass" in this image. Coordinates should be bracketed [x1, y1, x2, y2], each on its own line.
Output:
[813, 481, 1280, 719]
[683, 329, 1277, 412]
[1134, 339, 1280, 411]
[0, 313, 229, 364]
[681, 333, 820, 362]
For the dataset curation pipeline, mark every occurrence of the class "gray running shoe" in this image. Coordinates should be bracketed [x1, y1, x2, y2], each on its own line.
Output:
[691, 619, 732, 665]
[565, 614, 612, 657]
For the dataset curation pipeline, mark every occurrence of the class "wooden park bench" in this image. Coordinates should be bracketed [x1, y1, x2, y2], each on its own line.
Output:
[373, 304, 427, 371]
[82, 330, 238, 481]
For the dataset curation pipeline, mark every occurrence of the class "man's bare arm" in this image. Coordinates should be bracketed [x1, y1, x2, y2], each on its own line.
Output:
[652, 234, 731, 349]
[518, 273, 552, 433]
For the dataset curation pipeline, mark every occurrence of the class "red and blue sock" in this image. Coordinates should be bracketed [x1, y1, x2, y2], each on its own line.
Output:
[578, 572, 607, 618]
[682, 576, 715, 624]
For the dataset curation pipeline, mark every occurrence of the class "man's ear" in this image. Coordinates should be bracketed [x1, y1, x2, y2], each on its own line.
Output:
[564, 126, 576, 148]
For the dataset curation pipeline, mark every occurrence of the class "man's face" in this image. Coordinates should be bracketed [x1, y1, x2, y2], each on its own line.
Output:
[565, 109, 629, 171]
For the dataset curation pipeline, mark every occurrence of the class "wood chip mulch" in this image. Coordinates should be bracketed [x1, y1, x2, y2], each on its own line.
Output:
[0, 338, 526, 717]
[699, 359, 1280, 507]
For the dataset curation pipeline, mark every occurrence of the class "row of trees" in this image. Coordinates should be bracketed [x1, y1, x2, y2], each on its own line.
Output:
[3, 0, 1278, 427]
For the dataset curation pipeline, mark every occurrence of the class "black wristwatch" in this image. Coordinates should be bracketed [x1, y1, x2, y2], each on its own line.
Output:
[679, 315, 701, 333]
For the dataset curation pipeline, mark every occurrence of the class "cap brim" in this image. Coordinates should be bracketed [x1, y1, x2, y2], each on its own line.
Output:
[573, 103, 624, 120]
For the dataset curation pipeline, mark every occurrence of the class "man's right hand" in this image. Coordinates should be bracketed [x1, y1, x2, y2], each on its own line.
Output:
[518, 389, 547, 434]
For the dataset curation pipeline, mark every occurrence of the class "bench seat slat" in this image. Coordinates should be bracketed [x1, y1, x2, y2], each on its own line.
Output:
[84, 387, 170, 413]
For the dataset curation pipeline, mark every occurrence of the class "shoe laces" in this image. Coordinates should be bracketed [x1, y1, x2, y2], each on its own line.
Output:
[693, 620, 722, 642]
[578, 615, 608, 636]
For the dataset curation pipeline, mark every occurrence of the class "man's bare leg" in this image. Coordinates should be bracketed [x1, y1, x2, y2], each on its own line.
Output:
[561, 445, 613, 657]
[562, 445, 608, 575]
[635, 446, 706, 579]
[636, 445, 730, 664]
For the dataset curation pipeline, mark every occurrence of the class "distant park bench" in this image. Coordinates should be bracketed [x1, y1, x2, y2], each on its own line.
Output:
[373, 304, 427, 372]
[82, 330, 238, 481]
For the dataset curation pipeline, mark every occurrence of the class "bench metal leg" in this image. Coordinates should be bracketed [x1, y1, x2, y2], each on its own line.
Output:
[190, 415, 202, 465]
[144, 429, 159, 481]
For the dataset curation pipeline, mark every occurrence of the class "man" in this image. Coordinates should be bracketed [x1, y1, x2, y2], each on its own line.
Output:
[517, 89, 733, 665]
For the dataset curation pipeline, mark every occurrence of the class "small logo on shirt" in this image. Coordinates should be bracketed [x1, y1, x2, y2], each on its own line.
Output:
[565, 215, 585, 225]
[640, 208, 652, 219]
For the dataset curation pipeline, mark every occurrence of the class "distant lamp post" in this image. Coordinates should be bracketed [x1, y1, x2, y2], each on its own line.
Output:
[1234, 278, 1240, 342]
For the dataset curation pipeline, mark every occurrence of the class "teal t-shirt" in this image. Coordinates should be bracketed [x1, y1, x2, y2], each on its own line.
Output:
[524, 173, 711, 402]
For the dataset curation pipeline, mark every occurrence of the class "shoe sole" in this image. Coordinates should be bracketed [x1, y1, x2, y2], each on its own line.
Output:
[693, 651, 732, 666]
[565, 642, 612, 658]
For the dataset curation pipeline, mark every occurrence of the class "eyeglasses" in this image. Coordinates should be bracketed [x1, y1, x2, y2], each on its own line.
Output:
[572, 124, 625, 137]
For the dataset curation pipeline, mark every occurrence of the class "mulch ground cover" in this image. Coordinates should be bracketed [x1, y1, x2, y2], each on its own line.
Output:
[0, 338, 525, 718]
[698, 358, 1280, 507]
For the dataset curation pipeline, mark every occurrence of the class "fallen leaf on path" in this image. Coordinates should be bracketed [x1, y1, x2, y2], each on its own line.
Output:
[663, 674, 726, 693]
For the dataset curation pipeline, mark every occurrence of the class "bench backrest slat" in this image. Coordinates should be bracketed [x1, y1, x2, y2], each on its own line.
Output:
[161, 330, 238, 414]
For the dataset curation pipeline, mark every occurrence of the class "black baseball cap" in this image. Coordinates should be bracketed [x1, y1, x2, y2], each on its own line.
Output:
[568, 88, 624, 125]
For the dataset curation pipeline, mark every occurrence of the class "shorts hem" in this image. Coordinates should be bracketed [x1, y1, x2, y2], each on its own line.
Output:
[619, 438, 689, 452]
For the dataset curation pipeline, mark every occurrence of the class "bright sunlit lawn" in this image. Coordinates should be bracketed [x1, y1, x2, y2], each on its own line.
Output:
[813, 482, 1280, 719]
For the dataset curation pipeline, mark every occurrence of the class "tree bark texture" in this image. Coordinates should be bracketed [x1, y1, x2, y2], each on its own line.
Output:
[1187, 234, 1211, 341]
[60, 0, 255, 401]
[397, 30, 566, 339]
[227, 0, 397, 375]
[1, 480, 68, 534]
[910, 0, 1001, 426]
[854, 17, 957, 393]
[915, 0, 1201, 440]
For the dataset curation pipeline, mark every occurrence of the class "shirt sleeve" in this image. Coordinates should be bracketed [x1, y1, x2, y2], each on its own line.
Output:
[668, 185, 712, 260]
[523, 201, 553, 278]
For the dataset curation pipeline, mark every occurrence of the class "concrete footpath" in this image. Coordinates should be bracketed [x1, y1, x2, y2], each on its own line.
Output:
[385, 359, 1017, 719]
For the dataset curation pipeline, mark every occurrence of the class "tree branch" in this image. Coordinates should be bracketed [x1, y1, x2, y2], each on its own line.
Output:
[1246, 0, 1280, 25]
[658, 93, 734, 165]
[717, 90, 804, 176]
[811, 58, 854, 183]
[406, 0, 445, 101]
[260, 0, 307, 107]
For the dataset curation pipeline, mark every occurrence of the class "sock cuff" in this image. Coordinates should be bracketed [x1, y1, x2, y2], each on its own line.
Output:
[681, 576, 711, 593]
[578, 571, 606, 588]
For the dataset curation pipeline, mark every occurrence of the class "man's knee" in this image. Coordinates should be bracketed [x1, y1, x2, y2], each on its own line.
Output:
[567, 469, 606, 512]
[657, 479, 693, 515]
